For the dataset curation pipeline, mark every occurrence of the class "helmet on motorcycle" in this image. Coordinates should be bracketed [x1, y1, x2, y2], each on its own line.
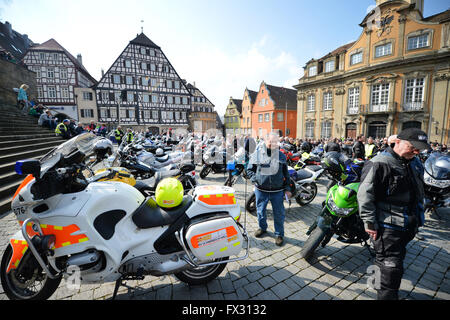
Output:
[155, 178, 184, 208]
[156, 148, 164, 156]
[300, 142, 311, 153]
[93, 138, 113, 159]
[132, 144, 143, 152]
[321, 151, 346, 177]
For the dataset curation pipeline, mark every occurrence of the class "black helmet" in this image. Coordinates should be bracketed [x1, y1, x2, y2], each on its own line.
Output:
[300, 142, 311, 153]
[321, 151, 346, 177]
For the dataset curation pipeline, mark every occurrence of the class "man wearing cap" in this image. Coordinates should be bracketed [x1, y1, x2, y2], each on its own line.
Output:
[55, 119, 72, 139]
[357, 128, 428, 300]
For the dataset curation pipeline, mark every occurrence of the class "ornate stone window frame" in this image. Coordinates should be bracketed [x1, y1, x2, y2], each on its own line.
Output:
[345, 80, 363, 114]
[348, 48, 364, 66]
[406, 28, 434, 52]
[400, 71, 429, 112]
[373, 38, 396, 59]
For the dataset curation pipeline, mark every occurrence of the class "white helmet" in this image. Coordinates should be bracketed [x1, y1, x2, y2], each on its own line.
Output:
[156, 148, 164, 156]
[94, 138, 113, 152]
[93, 138, 113, 158]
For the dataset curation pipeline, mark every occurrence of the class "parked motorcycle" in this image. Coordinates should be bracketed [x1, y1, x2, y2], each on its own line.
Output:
[245, 165, 321, 214]
[299, 152, 371, 260]
[423, 152, 450, 218]
[0, 133, 248, 300]
[224, 147, 249, 187]
[200, 146, 228, 179]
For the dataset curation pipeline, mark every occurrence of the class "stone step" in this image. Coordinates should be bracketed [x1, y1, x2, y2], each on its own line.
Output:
[0, 196, 13, 218]
[0, 140, 61, 156]
[0, 146, 55, 166]
[0, 133, 57, 142]
[0, 136, 62, 149]
[0, 171, 23, 187]
[0, 161, 16, 176]
[0, 180, 21, 203]
[0, 124, 52, 132]
[0, 129, 56, 136]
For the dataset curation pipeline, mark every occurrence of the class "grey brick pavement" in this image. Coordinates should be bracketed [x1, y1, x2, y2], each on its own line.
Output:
[0, 169, 449, 300]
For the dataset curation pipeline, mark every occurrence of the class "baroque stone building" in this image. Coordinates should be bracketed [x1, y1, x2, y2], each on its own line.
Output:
[294, 0, 450, 144]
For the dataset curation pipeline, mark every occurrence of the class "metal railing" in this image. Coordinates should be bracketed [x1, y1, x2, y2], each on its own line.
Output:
[361, 102, 397, 114]
[402, 101, 424, 112]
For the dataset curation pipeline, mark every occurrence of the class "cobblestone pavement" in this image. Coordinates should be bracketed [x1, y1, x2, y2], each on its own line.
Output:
[0, 168, 449, 301]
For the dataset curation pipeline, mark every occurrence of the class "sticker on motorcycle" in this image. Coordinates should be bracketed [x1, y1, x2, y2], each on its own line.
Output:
[6, 239, 28, 273]
[191, 226, 238, 248]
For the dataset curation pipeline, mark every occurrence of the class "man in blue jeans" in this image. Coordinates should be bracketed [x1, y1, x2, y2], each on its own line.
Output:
[247, 132, 292, 246]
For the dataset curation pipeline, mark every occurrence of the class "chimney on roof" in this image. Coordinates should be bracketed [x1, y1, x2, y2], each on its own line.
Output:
[101, 69, 104, 77]
[193, 81, 196, 87]
[5, 21, 13, 38]
[77, 54, 83, 65]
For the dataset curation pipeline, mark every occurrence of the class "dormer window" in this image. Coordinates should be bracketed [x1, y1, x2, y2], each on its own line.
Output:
[325, 60, 335, 73]
[309, 66, 317, 77]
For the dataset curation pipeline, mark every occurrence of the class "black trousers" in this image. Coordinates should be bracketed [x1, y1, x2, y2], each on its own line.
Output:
[372, 226, 416, 300]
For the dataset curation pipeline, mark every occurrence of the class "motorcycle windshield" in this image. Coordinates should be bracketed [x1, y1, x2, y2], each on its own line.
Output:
[39, 132, 100, 176]
[425, 153, 450, 180]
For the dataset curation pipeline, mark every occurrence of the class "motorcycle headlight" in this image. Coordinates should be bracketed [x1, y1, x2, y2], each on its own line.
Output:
[327, 196, 356, 217]
[424, 172, 450, 188]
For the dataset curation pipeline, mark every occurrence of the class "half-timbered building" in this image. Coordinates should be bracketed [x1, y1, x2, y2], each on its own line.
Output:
[95, 33, 191, 132]
[22, 38, 97, 120]
[186, 82, 216, 134]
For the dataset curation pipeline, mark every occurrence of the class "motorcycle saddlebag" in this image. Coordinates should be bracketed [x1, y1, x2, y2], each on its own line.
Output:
[185, 216, 243, 262]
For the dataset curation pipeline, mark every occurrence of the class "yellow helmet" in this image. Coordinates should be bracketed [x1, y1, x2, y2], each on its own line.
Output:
[155, 178, 184, 208]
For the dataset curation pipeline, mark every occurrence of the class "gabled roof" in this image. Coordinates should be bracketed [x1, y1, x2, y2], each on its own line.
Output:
[231, 99, 243, 114]
[28, 38, 97, 85]
[186, 82, 215, 107]
[130, 33, 160, 49]
[319, 41, 356, 61]
[246, 89, 258, 103]
[0, 21, 34, 60]
[266, 84, 297, 110]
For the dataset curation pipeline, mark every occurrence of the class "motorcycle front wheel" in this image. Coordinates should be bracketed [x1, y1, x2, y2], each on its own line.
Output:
[224, 174, 238, 187]
[199, 166, 212, 179]
[295, 182, 318, 206]
[0, 245, 62, 300]
[299, 227, 328, 260]
[174, 258, 227, 285]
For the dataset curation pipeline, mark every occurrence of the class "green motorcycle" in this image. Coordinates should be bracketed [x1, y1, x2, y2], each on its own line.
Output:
[299, 152, 372, 260]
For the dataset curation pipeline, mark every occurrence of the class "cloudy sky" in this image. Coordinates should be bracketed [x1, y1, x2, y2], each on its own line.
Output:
[1, 0, 449, 116]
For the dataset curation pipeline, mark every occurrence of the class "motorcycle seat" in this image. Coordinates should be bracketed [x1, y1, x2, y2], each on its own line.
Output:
[296, 169, 313, 181]
[132, 195, 193, 229]
[306, 165, 323, 172]
[155, 155, 169, 162]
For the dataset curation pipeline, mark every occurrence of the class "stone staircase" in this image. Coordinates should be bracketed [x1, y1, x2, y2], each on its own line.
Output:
[0, 104, 63, 216]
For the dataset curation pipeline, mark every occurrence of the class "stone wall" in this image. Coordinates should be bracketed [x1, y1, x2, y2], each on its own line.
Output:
[0, 60, 36, 106]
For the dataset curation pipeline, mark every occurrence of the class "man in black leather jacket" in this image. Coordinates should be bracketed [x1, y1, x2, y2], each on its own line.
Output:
[357, 128, 429, 300]
[352, 135, 365, 159]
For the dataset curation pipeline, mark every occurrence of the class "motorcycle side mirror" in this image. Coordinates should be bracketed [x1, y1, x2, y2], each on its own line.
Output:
[15, 159, 41, 177]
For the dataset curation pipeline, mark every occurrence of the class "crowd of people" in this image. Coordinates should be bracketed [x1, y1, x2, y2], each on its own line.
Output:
[258, 134, 448, 159]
